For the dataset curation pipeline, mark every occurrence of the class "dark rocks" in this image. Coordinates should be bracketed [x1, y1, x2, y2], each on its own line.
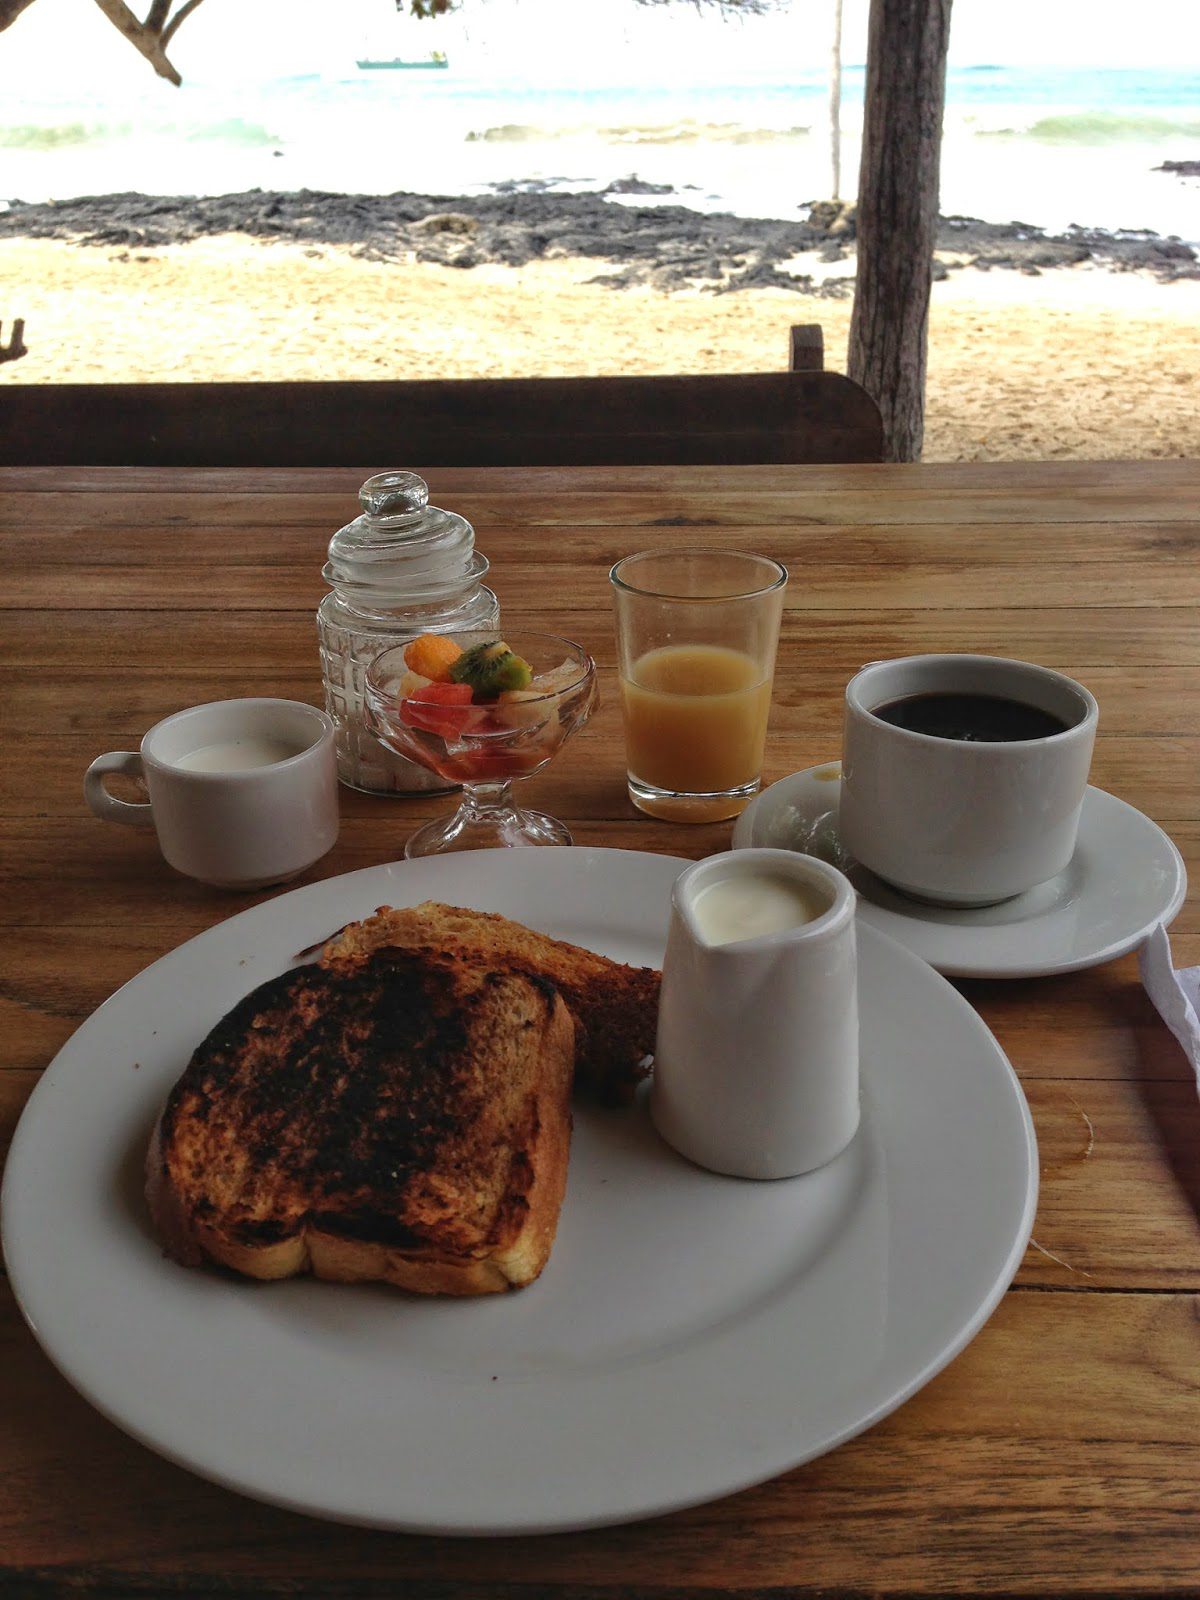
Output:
[415, 241, 481, 268]
[1155, 159, 1200, 176]
[602, 176, 674, 195]
[805, 199, 856, 238]
[489, 176, 577, 195]
[0, 186, 1194, 292]
[1028, 245, 1089, 266]
[942, 214, 1197, 281]
[412, 212, 479, 235]
[0, 185, 837, 296]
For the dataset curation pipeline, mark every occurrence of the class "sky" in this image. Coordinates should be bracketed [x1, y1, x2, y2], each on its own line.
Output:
[2, 0, 1199, 96]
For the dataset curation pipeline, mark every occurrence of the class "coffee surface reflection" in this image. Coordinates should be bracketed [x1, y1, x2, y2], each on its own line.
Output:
[871, 691, 1072, 743]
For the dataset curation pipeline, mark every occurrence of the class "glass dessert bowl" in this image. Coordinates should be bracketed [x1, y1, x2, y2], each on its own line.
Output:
[365, 629, 598, 857]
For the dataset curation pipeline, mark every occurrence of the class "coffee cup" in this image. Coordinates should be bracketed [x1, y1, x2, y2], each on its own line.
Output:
[839, 654, 1098, 907]
[651, 848, 860, 1180]
[84, 698, 339, 889]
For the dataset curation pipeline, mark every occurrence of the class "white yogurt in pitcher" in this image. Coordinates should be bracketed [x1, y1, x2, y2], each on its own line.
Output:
[690, 870, 830, 946]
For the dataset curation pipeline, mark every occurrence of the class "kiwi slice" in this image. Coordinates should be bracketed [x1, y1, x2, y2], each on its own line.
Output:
[449, 640, 534, 698]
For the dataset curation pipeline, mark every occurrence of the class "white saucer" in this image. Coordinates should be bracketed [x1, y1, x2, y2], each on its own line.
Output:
[733, 763, 1187, 980]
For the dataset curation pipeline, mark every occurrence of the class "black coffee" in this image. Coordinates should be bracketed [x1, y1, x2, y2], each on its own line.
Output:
[872, 691, 1071, 743]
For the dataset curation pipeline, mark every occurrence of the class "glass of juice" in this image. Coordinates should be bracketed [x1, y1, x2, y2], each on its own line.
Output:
[610, 550, 787, 822]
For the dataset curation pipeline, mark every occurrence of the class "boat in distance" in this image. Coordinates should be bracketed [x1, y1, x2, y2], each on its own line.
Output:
[357, 52, 448, 70]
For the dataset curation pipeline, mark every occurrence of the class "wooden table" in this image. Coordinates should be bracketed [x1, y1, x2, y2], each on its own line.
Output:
[3, 459, 1199, 1597]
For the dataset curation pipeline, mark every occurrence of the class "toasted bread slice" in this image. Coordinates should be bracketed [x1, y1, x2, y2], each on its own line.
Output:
[322, 901, 658, 1105]
[146, 948, 574, 1295]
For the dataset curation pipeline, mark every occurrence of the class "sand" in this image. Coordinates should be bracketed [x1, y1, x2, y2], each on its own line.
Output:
[2, 234, 1198, 461]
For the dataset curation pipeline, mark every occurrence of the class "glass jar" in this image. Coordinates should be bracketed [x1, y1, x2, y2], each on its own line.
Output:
[317, 470, 499, 794]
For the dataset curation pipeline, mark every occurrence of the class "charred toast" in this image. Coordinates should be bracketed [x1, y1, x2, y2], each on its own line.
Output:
[321, 901, 659, 1104]
[146, 947, 574, 1295]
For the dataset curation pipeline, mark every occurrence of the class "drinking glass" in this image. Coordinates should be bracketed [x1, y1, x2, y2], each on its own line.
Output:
[610, 550, 787, 823]
[365, 629, 597, 857]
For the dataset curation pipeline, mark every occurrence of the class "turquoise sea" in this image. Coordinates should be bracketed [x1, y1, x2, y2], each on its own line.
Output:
[2, 63, 1198, 242]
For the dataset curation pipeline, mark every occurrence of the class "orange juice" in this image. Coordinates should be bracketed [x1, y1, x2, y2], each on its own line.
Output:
[619, 643, 773, 821]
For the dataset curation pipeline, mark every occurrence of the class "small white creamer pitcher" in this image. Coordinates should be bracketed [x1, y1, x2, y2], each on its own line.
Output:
[652, 847, 860, 1180]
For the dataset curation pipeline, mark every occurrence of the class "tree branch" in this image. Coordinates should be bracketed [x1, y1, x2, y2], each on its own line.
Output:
[89, 0, 207, 85]
[0, 0, 38, 30]
[161, 0, 205, 50]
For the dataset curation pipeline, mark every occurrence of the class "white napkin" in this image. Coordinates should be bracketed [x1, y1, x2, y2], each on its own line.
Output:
[1138, 923, 1200, 1090]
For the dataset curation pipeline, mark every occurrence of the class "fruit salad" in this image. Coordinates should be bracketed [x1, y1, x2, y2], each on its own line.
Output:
[394, 634, 582, 781]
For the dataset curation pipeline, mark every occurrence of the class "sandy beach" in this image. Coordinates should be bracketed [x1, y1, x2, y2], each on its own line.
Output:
[3, 231, 1198, 462]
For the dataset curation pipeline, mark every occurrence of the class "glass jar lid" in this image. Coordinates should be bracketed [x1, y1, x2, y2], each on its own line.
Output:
[323, 471, 489, 612]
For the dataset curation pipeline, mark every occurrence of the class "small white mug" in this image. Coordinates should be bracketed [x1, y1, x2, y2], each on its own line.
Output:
[839, 654, 1098, 907]
[651, 848, 860, 1181]
[84, 698, 339, 889]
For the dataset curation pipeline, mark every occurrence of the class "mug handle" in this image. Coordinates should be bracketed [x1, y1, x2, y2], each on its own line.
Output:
[84, 751, 155, 829]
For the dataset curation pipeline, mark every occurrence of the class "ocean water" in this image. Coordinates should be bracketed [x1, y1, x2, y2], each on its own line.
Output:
[2, 63, 1198, 244]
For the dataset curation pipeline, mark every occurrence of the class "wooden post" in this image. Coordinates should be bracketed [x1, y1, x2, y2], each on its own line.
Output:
[847, 0, 952, 462]
[0, 318, 26, 364]
[789, 324, 825, 372]
[829, 0, 843, 201]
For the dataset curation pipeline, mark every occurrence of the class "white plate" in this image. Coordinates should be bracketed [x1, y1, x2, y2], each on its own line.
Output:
[734, 764, 1187, 980]
[1, 847, 1036, 1535]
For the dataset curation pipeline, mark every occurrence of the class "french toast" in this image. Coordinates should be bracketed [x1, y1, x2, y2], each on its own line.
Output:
[146, 947, 574, 1295]
[321, 901, 659, 1104]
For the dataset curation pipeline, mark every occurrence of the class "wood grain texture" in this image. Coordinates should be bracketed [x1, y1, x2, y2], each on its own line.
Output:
[2, 459, 1200, 1597]
[11, 558, 1200, 611]
[3, 1285, 1200, 1593]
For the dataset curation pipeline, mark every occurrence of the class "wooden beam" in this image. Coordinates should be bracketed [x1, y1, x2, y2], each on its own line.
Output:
[848, 0, 953, 461]
[0, 373, 884, 468]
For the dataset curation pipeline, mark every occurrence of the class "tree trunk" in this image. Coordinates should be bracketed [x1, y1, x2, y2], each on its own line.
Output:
[847, 0, 952, 462]
[829, 0, 843, 202]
